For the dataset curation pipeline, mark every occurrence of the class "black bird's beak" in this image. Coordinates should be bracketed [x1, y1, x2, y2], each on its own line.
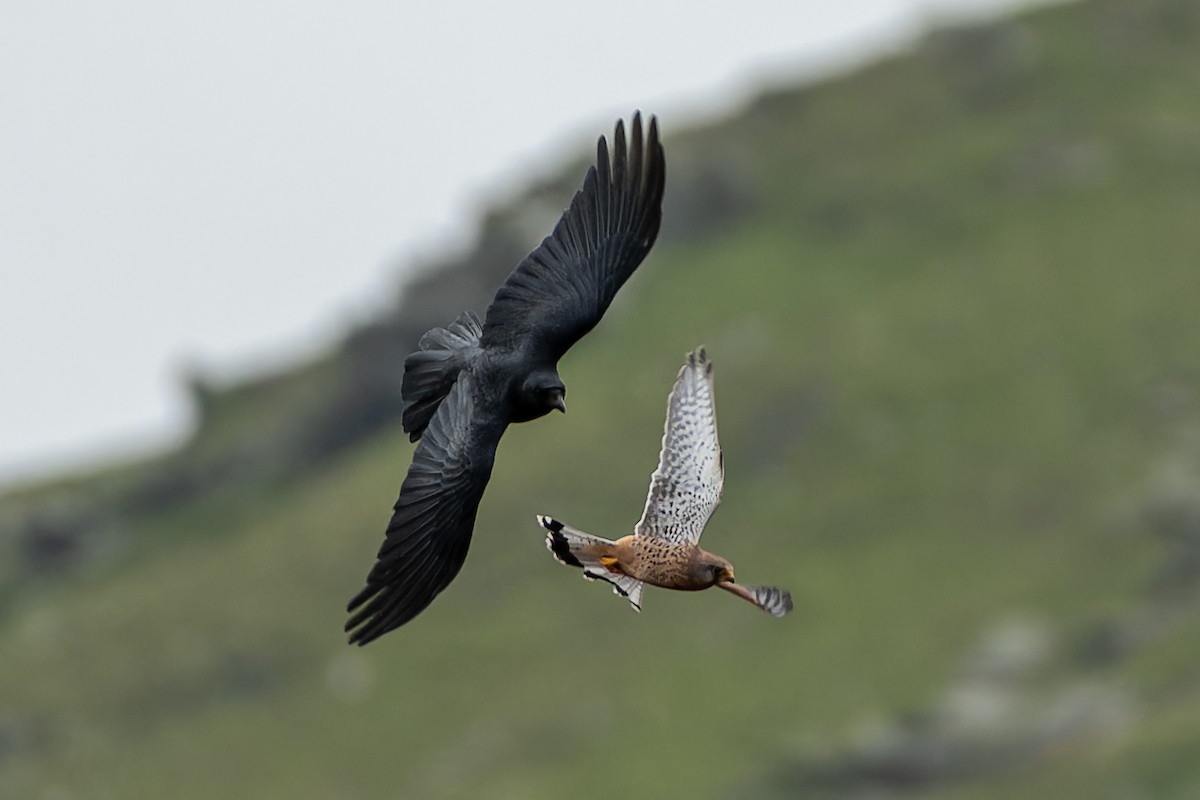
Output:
[552, 394, 567, 413]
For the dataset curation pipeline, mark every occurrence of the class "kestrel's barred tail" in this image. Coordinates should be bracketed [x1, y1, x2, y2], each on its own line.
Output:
[538, 515, 644, 611]
[716, 580, 794, 618]
[749, 585, 793, 618]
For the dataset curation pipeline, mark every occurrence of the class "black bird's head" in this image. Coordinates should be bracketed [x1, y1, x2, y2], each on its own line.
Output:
[513, 368, 566, 422]
[544, 385, 567, 414]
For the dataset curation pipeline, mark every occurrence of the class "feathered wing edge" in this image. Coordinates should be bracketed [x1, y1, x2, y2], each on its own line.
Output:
[346, 375, 503, 644]
[481, 112, 666, 359]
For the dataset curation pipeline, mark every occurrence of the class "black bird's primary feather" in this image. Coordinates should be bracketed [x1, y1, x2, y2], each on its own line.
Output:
[346, 113, 666, 644]
[482, 114, 665, 360]
[346, 375, 504, 644]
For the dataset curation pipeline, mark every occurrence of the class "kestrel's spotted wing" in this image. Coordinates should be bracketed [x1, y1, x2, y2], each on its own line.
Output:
[634, 348, 723, 545]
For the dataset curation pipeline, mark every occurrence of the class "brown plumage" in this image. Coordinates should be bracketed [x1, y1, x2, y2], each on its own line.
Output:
[538, 349, 792, 617]
[555, 529, 734, 590]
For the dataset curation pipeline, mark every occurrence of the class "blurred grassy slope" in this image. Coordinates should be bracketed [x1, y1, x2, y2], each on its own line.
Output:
[4, 0, 1200, 797]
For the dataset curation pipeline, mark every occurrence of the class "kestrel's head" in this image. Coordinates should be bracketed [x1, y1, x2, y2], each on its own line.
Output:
[699, 552, 736, 586]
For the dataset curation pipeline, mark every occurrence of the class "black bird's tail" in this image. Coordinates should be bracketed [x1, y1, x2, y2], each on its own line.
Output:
[401, 311, 482, 441]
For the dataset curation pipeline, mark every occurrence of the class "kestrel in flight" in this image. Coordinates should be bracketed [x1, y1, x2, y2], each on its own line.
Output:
[539, 349, 793, 617]
[345, 114, 666, 645]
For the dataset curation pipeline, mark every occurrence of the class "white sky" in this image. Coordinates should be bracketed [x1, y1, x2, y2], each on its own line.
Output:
[0, 0, 1038, 484]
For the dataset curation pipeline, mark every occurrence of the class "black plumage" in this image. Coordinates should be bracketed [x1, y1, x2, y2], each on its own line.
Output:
[346, 113, 666, 644]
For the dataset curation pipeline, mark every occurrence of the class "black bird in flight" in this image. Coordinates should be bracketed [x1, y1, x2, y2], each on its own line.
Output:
[346, 113, 666, 644]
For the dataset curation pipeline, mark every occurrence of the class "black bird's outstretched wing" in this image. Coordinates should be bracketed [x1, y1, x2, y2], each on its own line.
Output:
[345, 375, 505, 645]
[347, 114, 665, 642]
[481, 112, 666, 360]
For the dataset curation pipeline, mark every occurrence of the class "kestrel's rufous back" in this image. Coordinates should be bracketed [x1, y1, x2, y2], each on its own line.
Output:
[539, 349, 792, 617]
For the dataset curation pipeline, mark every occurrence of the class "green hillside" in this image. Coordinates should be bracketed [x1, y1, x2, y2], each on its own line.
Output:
[4, 0, 1200, 797]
